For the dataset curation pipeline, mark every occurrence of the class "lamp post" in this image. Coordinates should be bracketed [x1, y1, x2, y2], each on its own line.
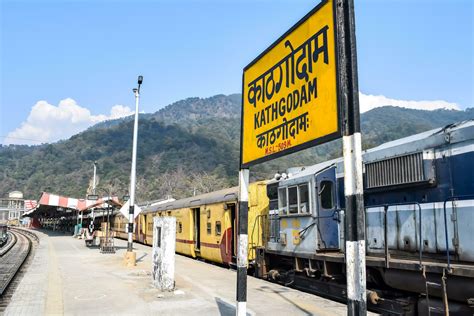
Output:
[125, 75, 143, 266]
[90, 161, 97, 233]
[92, 161, 97, 194]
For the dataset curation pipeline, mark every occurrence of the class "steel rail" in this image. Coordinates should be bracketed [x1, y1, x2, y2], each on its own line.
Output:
[0, 232, 18, 257]
[0, 229, 35, 296]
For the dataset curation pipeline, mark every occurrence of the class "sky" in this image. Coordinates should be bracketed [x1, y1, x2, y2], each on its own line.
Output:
[1, 0, 473, 145]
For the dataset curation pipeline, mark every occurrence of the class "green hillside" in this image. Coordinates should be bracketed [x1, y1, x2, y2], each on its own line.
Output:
[0, 94, 472, 202]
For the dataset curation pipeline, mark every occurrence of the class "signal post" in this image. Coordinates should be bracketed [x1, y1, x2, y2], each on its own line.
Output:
[238, 0, 366, 314]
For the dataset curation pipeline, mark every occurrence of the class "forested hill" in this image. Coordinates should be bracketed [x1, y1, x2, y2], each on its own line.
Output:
[0, 94, 472, 201]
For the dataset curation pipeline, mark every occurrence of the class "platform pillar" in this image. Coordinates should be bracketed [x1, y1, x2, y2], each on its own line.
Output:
[152, 216, 176, 291]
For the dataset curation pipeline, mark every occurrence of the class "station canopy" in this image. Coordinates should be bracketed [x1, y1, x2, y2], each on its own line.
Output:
[23, 192, 122, 218]
[24, 200, 38, 211]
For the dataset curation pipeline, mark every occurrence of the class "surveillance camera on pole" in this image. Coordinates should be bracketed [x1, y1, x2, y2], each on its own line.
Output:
[124, 75, 143, 267]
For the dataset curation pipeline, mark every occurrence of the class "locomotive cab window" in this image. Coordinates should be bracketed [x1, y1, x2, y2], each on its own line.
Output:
[319, 180, 334, 209]
[278, 187, 288, 215]
[278, 183, 311, 215]
[288, 186, 298, 214]
[299, 184, 309, 213]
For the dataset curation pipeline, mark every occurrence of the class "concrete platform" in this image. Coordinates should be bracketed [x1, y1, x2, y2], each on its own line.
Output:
[4, 229, 372, 315]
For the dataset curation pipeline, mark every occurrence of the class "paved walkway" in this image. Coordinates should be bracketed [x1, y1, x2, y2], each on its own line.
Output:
[4, 229, 367, 316]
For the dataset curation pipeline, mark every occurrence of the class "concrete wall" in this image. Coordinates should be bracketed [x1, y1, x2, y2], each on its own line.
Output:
[152, 216, 176, 291]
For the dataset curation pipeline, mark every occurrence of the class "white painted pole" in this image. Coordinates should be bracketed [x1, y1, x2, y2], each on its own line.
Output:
[91, 161, 97, 232]
[236, 169, 249, 316]
[128, 77, 142, 253]
[92, 162, 97, 194]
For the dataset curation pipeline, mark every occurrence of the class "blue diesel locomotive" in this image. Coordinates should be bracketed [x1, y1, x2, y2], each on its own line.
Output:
[257, 120, 474, 315]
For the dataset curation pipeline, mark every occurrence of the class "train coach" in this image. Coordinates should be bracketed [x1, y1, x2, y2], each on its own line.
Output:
[112, 182, 269, 266]
[257, 120, 474, 315]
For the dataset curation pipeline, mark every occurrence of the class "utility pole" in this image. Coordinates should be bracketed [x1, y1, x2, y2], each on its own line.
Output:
[337, 0, 367, 314]
[125, 75, 143, 267]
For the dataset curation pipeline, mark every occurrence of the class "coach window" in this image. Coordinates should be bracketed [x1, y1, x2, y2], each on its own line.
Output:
[215, 221, 221, 236]
[178, 222, 183, 234]
[299, 184, 309, 213]
[278, 187, 288, 215]
[319, 180, 334, 209]
[207, 222, 212, 235]
[288, 186, 298, 214]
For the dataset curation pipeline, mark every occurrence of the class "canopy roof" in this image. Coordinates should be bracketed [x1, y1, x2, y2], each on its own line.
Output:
[23, 192, 122, 218]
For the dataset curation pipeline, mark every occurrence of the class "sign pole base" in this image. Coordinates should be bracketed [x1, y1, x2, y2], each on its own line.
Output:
[123, 250, 136, 267]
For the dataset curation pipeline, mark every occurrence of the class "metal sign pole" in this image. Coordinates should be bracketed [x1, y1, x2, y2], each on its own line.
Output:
[337, 0, 367, 314]
[236, 168, 249, 316]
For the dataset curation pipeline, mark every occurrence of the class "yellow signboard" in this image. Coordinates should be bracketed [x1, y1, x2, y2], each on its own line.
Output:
[241, 0, 341, 167]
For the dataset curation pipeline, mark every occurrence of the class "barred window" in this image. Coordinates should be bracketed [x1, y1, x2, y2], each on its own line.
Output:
[215, 221, 221, 236]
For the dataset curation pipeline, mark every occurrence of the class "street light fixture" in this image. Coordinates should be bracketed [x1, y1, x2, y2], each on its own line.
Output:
[125, 75, 143, 266]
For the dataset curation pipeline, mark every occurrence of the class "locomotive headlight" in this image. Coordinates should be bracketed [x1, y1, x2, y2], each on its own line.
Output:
[274, 173, 282, 181]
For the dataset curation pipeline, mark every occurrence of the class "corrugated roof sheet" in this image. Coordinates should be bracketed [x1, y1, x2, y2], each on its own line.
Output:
[142, 186, 238, 214]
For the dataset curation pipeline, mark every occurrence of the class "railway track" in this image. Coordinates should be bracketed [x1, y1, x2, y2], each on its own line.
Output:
[0, 228, 36, 296]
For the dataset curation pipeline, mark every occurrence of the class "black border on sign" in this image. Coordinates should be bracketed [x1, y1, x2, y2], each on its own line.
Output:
[239, 0, 342, 169]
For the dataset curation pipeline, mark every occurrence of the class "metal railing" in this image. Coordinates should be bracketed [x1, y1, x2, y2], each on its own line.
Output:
[368, 202, 423, 269]
[249, 214, 268, 259]
[442, 195, 474, 272]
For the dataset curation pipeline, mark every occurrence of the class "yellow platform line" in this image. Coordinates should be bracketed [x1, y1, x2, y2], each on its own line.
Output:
[44, 238, 64, 315]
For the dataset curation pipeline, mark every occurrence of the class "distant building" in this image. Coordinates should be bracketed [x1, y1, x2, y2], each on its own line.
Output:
[0, 191, 37, 224]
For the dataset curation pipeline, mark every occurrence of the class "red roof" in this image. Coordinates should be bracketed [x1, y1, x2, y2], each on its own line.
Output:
[37, 192, 121, 212]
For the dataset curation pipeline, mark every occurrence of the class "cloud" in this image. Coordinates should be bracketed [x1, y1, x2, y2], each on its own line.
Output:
[4, 98, 133, 145]
[4, 93, 462, 145]
[359, 92, 461, 113]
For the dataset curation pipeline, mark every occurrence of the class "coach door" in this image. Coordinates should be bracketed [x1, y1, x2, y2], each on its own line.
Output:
[230, 203, 236, 259]
[192, 207, 201, 251]
[315, 167, 339, 250]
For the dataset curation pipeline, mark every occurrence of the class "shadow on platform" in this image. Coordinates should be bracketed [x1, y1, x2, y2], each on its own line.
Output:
[255, 285, 313, 315]
[215, 297, 254, 316]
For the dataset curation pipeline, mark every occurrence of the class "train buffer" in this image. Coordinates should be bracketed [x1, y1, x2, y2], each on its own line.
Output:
[2, 229, 378, 315]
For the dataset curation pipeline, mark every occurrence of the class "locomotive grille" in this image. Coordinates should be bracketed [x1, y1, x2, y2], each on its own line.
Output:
[365, 152, 427, 189]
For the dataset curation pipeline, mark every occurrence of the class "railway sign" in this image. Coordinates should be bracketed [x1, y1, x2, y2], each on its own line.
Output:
[241, 0, 341, 168]
[119, 200, 142, 219]
[238, 0, 366, 315]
